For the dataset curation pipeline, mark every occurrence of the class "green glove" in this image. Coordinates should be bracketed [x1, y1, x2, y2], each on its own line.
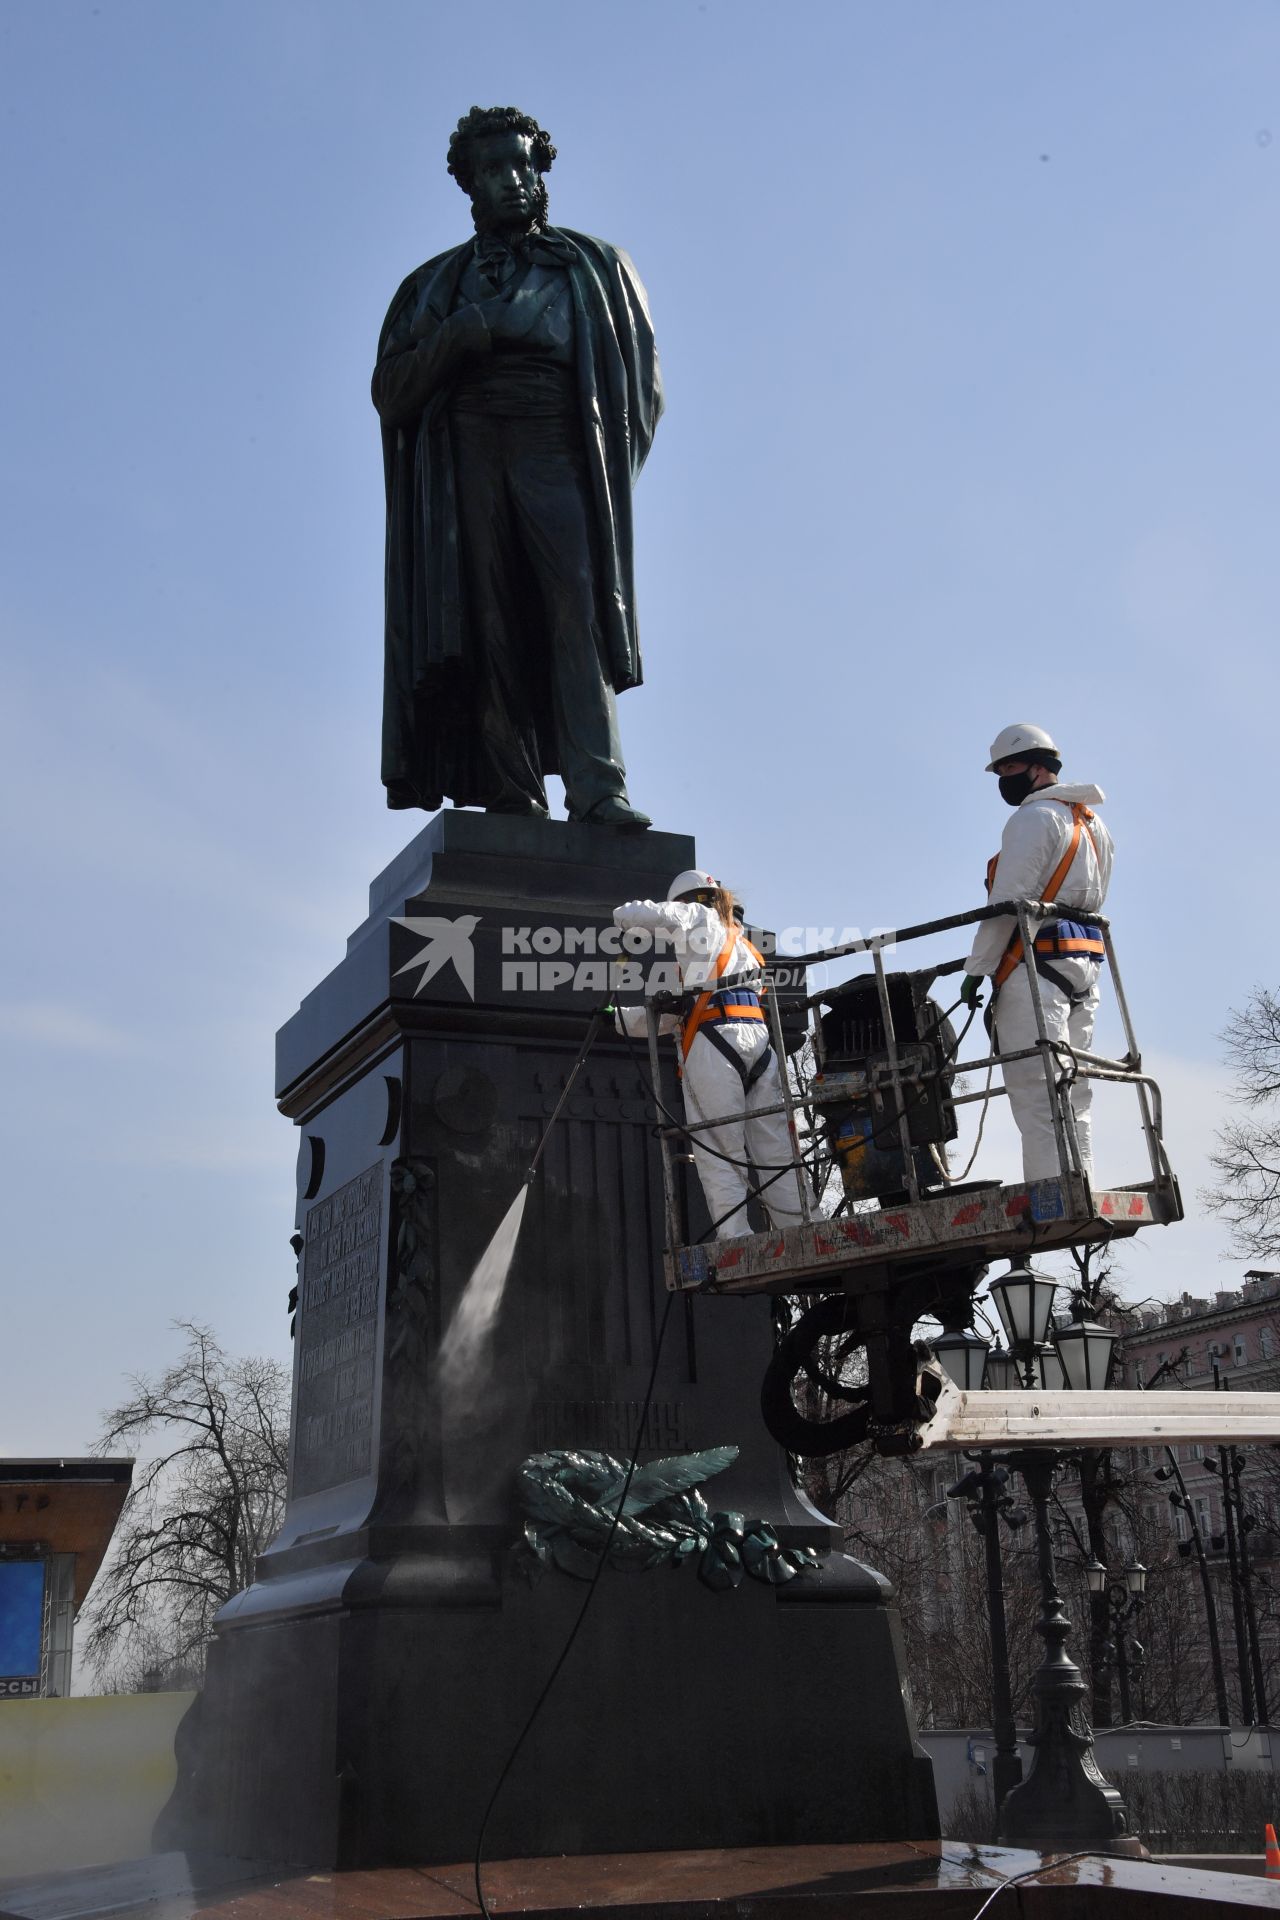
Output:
[959, 974, 985, 1011]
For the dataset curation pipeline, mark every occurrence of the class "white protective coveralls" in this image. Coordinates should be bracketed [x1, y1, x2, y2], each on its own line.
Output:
[613, 899, 807, 1239]
[966, 782, 1114, 1183]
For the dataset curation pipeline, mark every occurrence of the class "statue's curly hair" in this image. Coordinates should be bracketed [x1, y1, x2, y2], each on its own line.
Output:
[446, 106, 557, 195]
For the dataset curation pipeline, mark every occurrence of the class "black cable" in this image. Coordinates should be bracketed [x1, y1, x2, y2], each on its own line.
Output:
[697, 1154, 824, 1244]
[620, 1011, 930, 1233]
[615, 1020, 828, 1190]
[614, 1020, 780, 1172]
[616, 981, 979, 1239]
[966, 1850, 1101, 1920]
[614, 1022, 819, 1240]
[813, 993, 977, 1163]
[472, 1290, 677, 1920]
[695, 997, 977, 1226]
[798, 989, 973, 1159]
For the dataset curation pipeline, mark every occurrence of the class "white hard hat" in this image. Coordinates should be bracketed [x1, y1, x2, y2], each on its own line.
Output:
[670, 868, 718, 900]
[986, 723, 1061, 772]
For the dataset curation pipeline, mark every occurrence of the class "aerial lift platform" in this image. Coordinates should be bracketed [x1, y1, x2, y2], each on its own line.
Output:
[647, 893, 1181, 1296]
[639, 894, 1184, 1453]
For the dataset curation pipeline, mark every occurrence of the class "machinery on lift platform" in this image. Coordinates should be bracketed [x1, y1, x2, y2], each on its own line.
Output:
[639, 893, 1183, 1460]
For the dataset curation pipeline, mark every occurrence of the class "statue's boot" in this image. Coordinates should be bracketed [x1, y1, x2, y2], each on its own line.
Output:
[577, 795, 651, 831]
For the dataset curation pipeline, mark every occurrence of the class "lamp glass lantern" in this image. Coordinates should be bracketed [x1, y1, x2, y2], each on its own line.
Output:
[983, 1345, 1019, 1391]
[1035, 1343, 1068, 1391]
[1085, 1559, 1109, 1596]
[1124, 1562, 1148, 1598]
[932, 1328, 990, 1392]
[988, 1264, 1058, 1352]
[1054, 1317, 1117, 1393]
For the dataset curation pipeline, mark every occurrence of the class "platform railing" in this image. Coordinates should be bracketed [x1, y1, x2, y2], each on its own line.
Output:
[641, 895, 1176, 1247]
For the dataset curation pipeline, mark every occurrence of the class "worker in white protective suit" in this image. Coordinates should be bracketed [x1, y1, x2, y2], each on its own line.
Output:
[613, 871, 807, 1239]
[959, 725, 1114, 1184]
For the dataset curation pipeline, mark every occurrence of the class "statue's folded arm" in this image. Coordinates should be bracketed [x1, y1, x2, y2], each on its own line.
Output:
[371, 302, 490, 427]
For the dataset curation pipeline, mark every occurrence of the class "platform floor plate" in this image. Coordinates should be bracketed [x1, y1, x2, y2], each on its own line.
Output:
[669, 1178, 1180, 1296]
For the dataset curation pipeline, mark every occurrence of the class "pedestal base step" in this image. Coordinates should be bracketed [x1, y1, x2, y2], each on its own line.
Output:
[0, 1843, 1267, 1920]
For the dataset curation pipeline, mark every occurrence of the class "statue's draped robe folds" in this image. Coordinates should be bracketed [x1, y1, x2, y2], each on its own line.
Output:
[374, 228, 663, 811]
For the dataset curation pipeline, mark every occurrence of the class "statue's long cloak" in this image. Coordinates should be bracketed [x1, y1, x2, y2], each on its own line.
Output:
[375, 228, 663, 811]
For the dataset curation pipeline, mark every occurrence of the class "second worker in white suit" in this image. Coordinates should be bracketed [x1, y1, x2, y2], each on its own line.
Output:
[614, 871, 807, 1239]
[960, 724, 1115, 1184]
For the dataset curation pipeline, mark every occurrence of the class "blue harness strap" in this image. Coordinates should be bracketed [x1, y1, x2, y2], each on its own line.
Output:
[704, 988, 764, 1019]
[1033, 920, 1106, 1004]
[1034, 919, 1106, 961]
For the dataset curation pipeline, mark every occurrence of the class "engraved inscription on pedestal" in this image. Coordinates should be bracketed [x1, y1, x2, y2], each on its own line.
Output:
[292, 1163, 384, 1497]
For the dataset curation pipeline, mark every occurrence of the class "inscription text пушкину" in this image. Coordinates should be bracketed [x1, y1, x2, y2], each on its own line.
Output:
[293, 1165, 384, 1496]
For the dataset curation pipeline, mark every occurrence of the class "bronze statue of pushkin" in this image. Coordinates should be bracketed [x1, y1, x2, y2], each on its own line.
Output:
[373, 106, 662, 828]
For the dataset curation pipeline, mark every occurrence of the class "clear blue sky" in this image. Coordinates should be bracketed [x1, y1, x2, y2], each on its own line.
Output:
[2, 1, 1277, 1453]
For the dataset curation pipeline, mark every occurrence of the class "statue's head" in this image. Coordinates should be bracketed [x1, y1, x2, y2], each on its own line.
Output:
[447, 106, 556, 235]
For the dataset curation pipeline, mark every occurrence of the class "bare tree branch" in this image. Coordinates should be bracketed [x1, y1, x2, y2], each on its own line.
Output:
[1201, 988, 1280, 1260]
[1221, 989, 1280, 1108]
[83, 1321, 288, 1688]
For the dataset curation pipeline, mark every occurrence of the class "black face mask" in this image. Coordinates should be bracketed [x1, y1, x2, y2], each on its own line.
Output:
[998, 770, 1038, 807]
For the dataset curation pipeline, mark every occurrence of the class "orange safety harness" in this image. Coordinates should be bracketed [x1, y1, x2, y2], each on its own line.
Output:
[987, 802, 1104, 994]
[680, 926, 768, 1062]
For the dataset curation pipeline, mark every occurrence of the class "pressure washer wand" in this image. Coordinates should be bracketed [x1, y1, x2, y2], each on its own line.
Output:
[523, 1003, 610, 1181]
[440, 1005, 612, 1396]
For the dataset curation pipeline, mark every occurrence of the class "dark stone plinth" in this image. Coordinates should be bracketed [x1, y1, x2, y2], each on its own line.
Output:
[162, 812, 936, 1868]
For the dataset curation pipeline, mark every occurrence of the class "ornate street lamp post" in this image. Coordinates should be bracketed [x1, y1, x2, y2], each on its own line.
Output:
[1153, 1458, 1231, 1726]
[931, 1269, 1138, 1851]
[1204, 1441, 1269, 1725]
[1086, 1560, 1148, 1724]
[945, 1457, 1026, 1811]
[1056, 1308, 1122, 1729]
[935, 1326, 1026, 1812]
[998, 1451, 1132, 1851]
[1227, 1450, 1268, 1726]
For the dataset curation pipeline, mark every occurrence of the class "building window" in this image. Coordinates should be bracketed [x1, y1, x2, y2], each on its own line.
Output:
[1262, 1327, 1277, 1361]
[1173, 1506, 1189, 1542]
[1235, 1335, 1248, 1368]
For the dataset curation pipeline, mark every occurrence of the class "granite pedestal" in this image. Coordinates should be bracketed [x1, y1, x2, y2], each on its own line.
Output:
[160, 813, 937, 1867]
